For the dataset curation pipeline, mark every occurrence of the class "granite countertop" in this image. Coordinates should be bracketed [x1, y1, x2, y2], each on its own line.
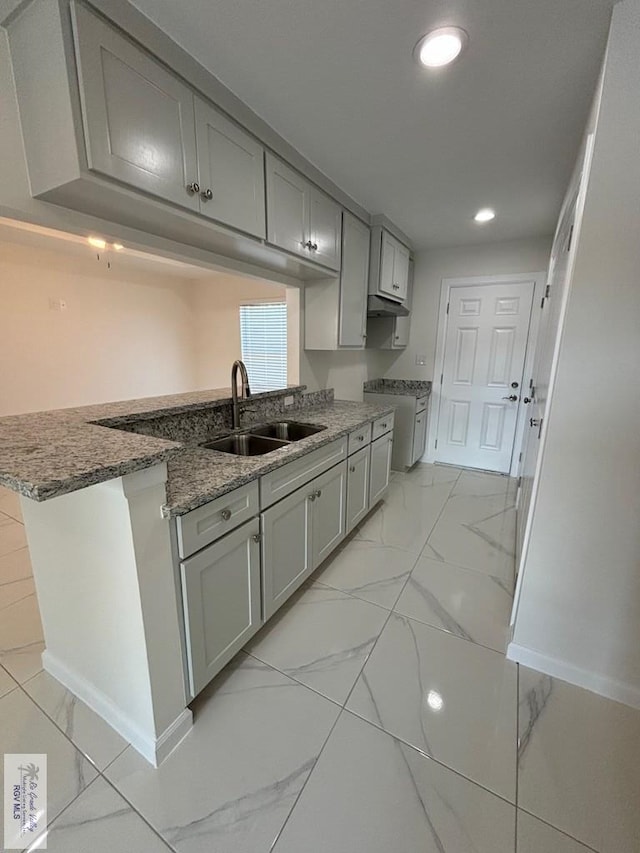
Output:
[164, 400, 395, 517]
[0, 389, 394, 517]
[0, 386, 305, 501]
[363, 379, 432, 397]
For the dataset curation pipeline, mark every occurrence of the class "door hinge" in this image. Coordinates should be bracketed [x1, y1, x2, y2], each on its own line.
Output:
[540, 296, 545, 309]
[518, 452, 522, 463]
[440, 373, 443, 384]
[434, 439, 438, 449]
[446, 302, 450, 315]
[567, 224, 574, 252]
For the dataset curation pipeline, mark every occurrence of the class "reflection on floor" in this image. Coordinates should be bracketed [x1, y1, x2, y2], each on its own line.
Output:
[1, 466, 639, 852]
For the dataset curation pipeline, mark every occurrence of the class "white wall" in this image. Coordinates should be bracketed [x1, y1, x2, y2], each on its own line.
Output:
[191, 273, 287, 389]
[0, 241, 197, 414]
[511, 0, 640, 708]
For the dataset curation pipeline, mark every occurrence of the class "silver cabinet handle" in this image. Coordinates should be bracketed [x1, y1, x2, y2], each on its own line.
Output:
[186, 181, 200, 194]
[308, 493, 316, 502]
[349, 465, 356, 473]
[252, 533, 262, 543]
[315, 490, 322, 498]
[220, 508, 232, 521]
[200, 188, 213, 201]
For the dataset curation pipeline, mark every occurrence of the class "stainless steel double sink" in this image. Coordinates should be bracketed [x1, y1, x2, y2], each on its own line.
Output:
[201, 421, 326, 456]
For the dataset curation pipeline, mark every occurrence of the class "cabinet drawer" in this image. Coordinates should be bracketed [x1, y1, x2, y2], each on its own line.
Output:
[416, 395, 429, 414]
[348, 422, 372, 456]
[176, 481, 259, 559]
[372, 412, 395, 440]
[260, 438, 347, 509]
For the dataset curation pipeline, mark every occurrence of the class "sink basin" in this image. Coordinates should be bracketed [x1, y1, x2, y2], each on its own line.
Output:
[201, 434, 289, 456]
[250, 421, 327, 441]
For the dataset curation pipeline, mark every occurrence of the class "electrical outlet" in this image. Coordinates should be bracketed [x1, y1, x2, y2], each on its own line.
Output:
[415, 354, 427, 366]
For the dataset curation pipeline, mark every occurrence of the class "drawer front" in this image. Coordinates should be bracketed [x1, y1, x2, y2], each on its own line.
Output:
[176, 481, 259, 559]
[347, 422, 372, 456]
[260, 437, 347, 510]
[372, 411, 395, 440]
[416, 395, 429, 414]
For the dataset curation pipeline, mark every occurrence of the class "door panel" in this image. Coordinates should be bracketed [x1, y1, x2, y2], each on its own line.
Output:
[436, 280, 535, 473]
[338, 212, 370, 347]
[369, 433, 393, 505]
[411, 411, 428, 466]
[195, 98, 265, 237]
[378, 233, 397, 298]
[72, 3, 199, 210]
[309, 188, 341, 270]
[393, 243, 410, 301]
[312, 462, 347, 567]
[180, 519, 261, 697]
[346, 447, 370, 532]
[265, 153, 309, 258]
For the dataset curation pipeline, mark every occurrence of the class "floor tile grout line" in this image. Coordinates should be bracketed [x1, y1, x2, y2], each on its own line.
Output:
[269, 706, 346, 851]
[241, 649, 345, 712]
[515, 806, 601, 853]
[341, 704, 518, 809]
[97, 772, 179, 853]
[388, 607, 511, 657]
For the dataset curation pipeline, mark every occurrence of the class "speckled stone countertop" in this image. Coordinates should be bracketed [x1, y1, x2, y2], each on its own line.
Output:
[0, 388, 394, 517]
[164, 400, 395, 517]
[0, 386, 305, 501]
[363, 379, 432, 397]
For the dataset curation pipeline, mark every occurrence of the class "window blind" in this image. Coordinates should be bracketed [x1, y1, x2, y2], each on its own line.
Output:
[239, 302, 288, 393]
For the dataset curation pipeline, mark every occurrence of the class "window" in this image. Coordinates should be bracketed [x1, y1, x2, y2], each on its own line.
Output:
[239, 301, 288, 393]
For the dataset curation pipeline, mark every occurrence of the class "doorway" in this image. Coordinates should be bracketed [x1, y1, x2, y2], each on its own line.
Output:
[431, 273, 545, 474]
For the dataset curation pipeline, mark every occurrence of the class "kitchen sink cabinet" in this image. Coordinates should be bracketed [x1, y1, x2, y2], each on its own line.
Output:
[266, 153, 341, 271]
[346, 446, 371, 532]
[180, 518, 262, 697]
[369, 431, 393, 506]
[312, 461, 347, 566]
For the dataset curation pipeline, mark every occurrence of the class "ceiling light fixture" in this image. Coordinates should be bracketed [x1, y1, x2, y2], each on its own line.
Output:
[112, 243, 124, 251]
[474, 208, 496, 223]
[87, 236, 107, 250]
[414, 26, 468, 68]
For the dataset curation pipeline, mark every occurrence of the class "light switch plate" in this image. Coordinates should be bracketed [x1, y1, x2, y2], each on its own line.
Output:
[415, 354, 427, 366]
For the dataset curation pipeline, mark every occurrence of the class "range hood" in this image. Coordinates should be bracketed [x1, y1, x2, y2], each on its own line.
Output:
[367, 295, 410, 318]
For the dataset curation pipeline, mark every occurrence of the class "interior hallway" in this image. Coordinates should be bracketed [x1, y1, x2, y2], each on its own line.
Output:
[1, 466, 639, 852]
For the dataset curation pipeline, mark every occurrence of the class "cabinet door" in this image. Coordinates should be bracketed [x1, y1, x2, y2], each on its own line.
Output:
[194, 98, 265, 238]
[369, 432, 393, 506]
[261, 485, 313, 619]
[393, 242, 410, 301]
[265, 153, 310, 258]
[392, 316, 411, 348]
[411, 412, 428, 466]
[346, 447, 370, 532]
[378, 231, 397, 298]
[309, 187, 342, 270]
[312, 461, 347, 568]
[71, 3, 199, 211]
[339, 212, 370, 347]
[180, 519, 261, 697]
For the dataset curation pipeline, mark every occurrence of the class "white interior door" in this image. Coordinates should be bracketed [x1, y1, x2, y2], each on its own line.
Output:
[436, 280, 535, 473]
[516, 191, 579, 559]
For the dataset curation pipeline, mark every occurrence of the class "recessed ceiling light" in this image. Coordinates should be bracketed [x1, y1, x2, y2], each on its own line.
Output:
[87, 236, 107, 249]
[474, 208, 496, 223]
[112, 243, 124, 251]
[414, 26, 468, 68]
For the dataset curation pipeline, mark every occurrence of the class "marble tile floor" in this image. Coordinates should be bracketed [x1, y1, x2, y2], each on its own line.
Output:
[1, 470, 639, 852]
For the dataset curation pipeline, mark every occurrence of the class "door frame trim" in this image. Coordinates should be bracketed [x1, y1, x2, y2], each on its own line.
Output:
[426, 271, 547, 476]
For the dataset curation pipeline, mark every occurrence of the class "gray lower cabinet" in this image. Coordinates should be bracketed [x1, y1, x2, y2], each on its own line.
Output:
[312, 461, 347, 565]
[411, 409, 428, 466]
[180, 518, 262, 697]
[369, 431, 393, 505]
[346, 446, 370, 532]
[260, 484, 313, 620]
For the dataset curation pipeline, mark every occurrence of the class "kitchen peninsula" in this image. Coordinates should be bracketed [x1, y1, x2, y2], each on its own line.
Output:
[0, 386, 395, 765]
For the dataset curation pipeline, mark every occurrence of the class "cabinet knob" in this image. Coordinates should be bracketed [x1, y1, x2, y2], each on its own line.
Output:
[308, 493, 316, 502]
[523, 397, 532, 404]
[381, 423, 387, 428]
[303, 240, 313, 250]
[358, 435, 364, 442]
[312, 243, 318, 251]
[200, 188, 213, 201]
[252, 533, 262, 543]
[416, 418, 422, 424]
[220, 508, 232, 521]
[349, 465, 356, 473]
[186, 181, 200, 194]
[315, 489, 322, 498]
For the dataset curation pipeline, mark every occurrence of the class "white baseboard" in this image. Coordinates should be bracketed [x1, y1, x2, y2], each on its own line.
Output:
[507, 642, 640, 710]
[42, 651, 193, 766]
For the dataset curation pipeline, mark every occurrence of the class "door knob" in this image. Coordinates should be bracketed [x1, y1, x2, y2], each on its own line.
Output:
[502, 395, 518, 402]
[530, 417, 540, 428]
[511, 381, 519, 388]
[523, 397, 532, 404]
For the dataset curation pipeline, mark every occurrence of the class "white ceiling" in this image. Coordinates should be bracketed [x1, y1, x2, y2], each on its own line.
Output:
[129, 0, 615, 250]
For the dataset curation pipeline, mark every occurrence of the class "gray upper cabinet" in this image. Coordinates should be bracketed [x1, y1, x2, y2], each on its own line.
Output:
[72, 2, 200, 212]
[266, 153, 341, 271]
[370, 226, 411, 302]
[339, 212, 370, 346]
[194, 98, 266, 238]
[309, 187, 342, 270]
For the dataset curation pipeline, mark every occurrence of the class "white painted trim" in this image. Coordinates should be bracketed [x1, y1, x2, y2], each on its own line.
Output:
[427, 271, 547, 474]
[507, 642, 640, 711]
[42, 650, 193, 766]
